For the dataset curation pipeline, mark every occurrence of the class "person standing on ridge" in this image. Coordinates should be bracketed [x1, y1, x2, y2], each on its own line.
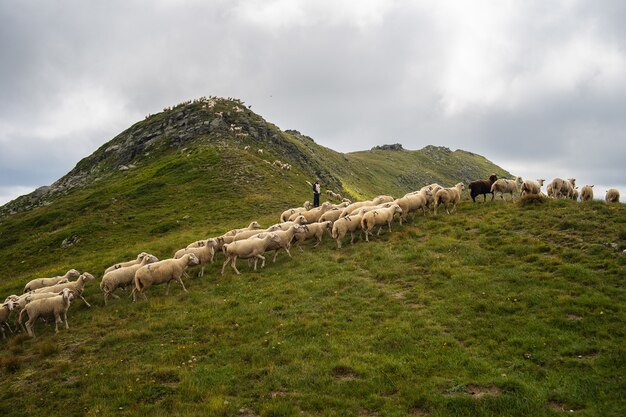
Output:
[313, 180, 321, 207]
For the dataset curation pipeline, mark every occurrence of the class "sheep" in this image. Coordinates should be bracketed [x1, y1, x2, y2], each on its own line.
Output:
[318, 207, 344, 223]
[342, 198, 352, 204]
[267, 215, 308, 232]
[326, 190, 343, 201]
[289, 202, 332, 223]
[434, 183, 465, 215]
[339, 200, 375, 218]
[606, 188, 620, 203]
[468, 174, 498, 202]
[0, 300, 16, 339]
[174, 242, 215, 278]
[549, 178, 576, 199]
[293, 221, 333, 249]
[331, 214, 365, 248]
[490, 177, 522, 201]
[221, 233, 282, 275]
[222, 221, 263, 237]
[372, 195, 395, 205]
[580, 185, 594, 202]
[361, 204, 403, 242]
[571, 187, 579, 201]
[100, 254, 159, 305]
[24, 268, 80, 293]
[395, 190, 431, 224]
[521, 179, 545, 197]
[256, 224, 307, 262]
[546, 183, 554, 198]
[32, 273, 96, 308]
[133, 253, 200, 301]
[280, 202, 312, 222]
[104, 253, 149, 274]
[19, 288, 74, 338]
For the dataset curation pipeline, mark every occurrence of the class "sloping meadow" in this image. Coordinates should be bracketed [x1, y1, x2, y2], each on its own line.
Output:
[1, 198, 625, 417]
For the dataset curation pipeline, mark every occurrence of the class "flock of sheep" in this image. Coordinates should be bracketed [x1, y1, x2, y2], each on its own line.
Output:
[0, 174, 621, 340]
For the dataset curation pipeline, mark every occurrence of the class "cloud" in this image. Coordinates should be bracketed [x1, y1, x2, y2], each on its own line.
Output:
[0, 0, 625, 205]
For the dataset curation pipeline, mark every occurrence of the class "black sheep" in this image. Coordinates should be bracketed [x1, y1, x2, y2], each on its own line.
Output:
[469, 174, 498, 202]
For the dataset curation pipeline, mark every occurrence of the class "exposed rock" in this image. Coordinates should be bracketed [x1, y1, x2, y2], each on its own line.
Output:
[61, 235, 80, 249]
[371, 143, 404, 151]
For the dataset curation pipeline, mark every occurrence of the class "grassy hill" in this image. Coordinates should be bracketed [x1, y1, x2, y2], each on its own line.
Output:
[1, 98, 625, 416]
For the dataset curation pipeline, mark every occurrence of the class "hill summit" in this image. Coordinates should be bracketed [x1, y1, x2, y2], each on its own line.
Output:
[1, 96, 510, 219]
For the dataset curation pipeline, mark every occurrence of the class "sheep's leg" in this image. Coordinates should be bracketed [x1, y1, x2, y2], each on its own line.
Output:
[231, 257, 241, 275]
[198, 265, 205, 278]
[64, 311, 69, 329]
[54, 314, 61, 333]
[349, 232, 354, 244]
[110, 292, 120, 300]
[221, 257, 231, 275]
[259, 254, 266, 268]
[388, 221, 393, 233]
[272, 250, 279, 263]
[284, 246, 292, 258]
[26, 320, 35, 338]
[4, 321, 13, 334]
[79, 294, 92, 308]
[313, 237, 321, 248]
[176, 276, 188, 293]
[165, 281, 171, 295]
[183, 271, 190, 279]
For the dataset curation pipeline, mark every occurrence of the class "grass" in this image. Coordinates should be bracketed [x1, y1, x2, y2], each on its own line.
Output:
[1, 198, 624, 417]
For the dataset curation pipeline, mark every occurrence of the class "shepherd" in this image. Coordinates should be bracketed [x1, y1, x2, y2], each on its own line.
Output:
[313, 180, 321, 207]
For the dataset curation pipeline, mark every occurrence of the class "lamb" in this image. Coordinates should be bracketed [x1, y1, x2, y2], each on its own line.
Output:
[520, 179, 545, 197]
[549, 178, 576, 199]
[331, 214, 365, 249]
[174, 242, 215, 278]
[100, 254, 159, 305]
[606, 188, 620, 203]
[133, 253, 200, 301]
[32, 273, 96, 307]
[104, 253, 149, 274]
[490, 177, 523, 201]
[468, 174, 498, 202]
[361, 204, 403, 242]
[221, 233, 282, 275]
[580, 185, 594, 202]
[0, 300, 16, 339]
[19, 288, 73, 338]
[293, 221, 333, 249]
[24, 268, 80, 292]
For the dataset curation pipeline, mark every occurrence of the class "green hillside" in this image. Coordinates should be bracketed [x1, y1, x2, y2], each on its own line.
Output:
[1, 98, 624, 416]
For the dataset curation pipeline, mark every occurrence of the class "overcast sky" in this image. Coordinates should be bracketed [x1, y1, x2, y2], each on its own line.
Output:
[1, 0, 625, 205]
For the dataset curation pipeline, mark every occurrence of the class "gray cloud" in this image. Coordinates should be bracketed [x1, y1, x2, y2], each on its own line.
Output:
[1, 0, 625, 204]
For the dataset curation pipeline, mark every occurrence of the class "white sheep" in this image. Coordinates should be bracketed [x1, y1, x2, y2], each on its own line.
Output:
[331, 213, 365, 248]
[571, 187, 579, 201]
[339, 200, 375, 218]
[174, 242, 215, 278]
[606, 188, 620, 203]
[221, 233, 282, 275]
[293, 221, 333, 249]
[580, 185, 594, 202]
[289, 202, 333, 223]
[0, 300, 16, 339]
[100, 254, 159, 305]
[222, 221, 263, 237]
[520, 179, 545, 197]
[490, 177, 522, 201]
[267, 215, 308, 232]
[32, 273, 96, 308]
[255, 224, 307, 262]
[546, 183, 554, 198]
[24, 268, 80, 293]
[133, 253, 200, 301]
[19, 288, 74, 338]
[434, 183, 465, 215]
[361, 204, 403, 242]
[318, 208, 343, 223]
[280, 204, 310, 222]
[549, 178, 576, 199]
[104, 253, 149, 274]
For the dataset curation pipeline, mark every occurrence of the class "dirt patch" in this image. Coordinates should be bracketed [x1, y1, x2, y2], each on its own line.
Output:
[409, 407, 430, 416]
[392, 291, 406, 299]
[465, 385, 502, 398]
[358, 411, 379, 417]
[548, 400, 575, 412]
[331, 365, 358, 380]
[566, 314, 583, 321]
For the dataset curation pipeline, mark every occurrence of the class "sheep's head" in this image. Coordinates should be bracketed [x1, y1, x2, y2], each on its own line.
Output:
[295, 215, 307, 224]
[393, 204, 403, 214]
[323, 221, 333, 230]
[249, 221, 262, 229]
[67, 269, 81, 279]
[2, 301, 15, 311]
[489, 174, 498, 183]
[568, 178, 576, 186]
[303, 201, 311, 210]
[81, 273, 96, 282]
[537, 179, 545, 186]
[61, 288, 73, 302]
[187, 253, 200, 266]
[4, 295, 19, 303]
[146, 255, 159, 264]
[137, 252, 149, 260]
[269, 233, 282, 244]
